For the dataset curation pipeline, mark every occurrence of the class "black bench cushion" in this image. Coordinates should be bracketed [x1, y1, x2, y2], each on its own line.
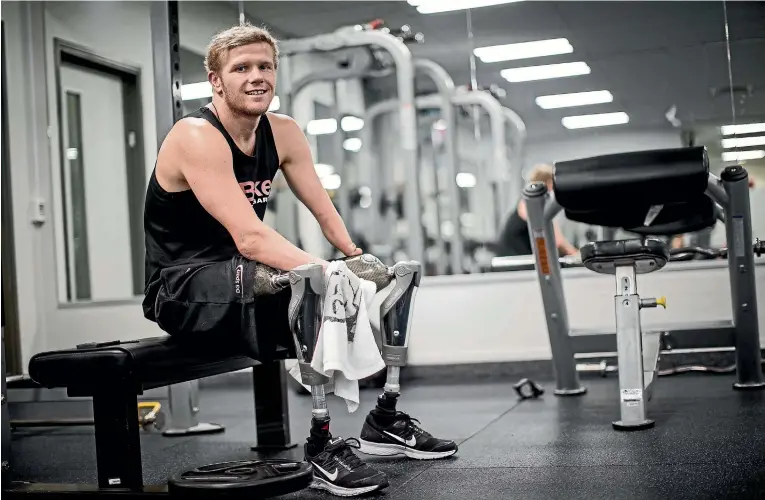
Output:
[553, 146, 709, 211]
[551, 147, 716, 234]
[581, 238, 669, 275]
[27, 336, 280, 394]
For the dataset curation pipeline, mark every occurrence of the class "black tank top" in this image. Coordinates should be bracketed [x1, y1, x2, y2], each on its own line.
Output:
[143, 107, 280, 292]
[495, 205, 533, 256]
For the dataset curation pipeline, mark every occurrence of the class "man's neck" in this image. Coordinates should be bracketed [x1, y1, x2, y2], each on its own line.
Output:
[207, 101, 261, 146]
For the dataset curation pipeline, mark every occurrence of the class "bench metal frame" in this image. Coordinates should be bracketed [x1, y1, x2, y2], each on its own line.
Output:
[524, 164, 765, 426]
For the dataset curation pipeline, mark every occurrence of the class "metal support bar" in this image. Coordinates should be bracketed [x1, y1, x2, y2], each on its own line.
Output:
[414, 59, 461, 275]
[92, 388, 143, 489]
[721, 166, 765, 390]
[2, 328, 10, 485]
[452, 89, 507, 235]
[150, 0, 183, 150]
[524, 183, 585, 395]
[251, 361, 297, 450]
[612, 268, 654, 430]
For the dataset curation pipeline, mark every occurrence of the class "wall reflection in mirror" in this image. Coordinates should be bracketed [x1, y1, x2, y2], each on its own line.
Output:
[47, 0, 764, 306]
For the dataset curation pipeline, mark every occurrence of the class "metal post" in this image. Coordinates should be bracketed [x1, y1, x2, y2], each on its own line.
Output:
[251, 361, 297, 450]
[611, 266, 654, 431]
[524, 183, 586, 395]
[452, 90, 507, 239]
[415, 59, 462, 274]
[721, 165, 765, 390]
[502, 107, 527, 215]
[332, 81, 352, 231]
[163, 382, 224, 436]
[92, 389, 142, 489]
[150, 0, 183, 150]
[2, 328, 10, 485]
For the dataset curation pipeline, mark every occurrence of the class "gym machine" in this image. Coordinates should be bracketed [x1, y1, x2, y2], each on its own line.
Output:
[278, 20, 426, 266]
[361, 58, 463, 275]
[522, 146, 764, 430]
[367, 87, 526, 273]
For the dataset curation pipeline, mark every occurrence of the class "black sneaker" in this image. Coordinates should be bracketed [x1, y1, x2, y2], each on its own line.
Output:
[359, 411, 458, 460]
[305, 436, 389, 497]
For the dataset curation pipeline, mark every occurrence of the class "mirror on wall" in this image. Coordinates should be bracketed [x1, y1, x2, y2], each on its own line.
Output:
[459, 1, 732, 262]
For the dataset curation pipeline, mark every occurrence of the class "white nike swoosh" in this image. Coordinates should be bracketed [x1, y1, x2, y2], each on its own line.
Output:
[311, 462, 339, 481]
[384, 431, 416, 447]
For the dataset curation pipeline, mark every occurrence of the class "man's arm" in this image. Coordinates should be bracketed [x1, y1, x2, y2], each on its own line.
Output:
[270, 113, 361, 256]
[162, 119, 326, 271]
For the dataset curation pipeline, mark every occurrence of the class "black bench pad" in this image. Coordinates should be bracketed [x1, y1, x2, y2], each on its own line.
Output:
[581, 238, 669, 274]
[28, 336, 277, 394]
[553, 146, 709, 211]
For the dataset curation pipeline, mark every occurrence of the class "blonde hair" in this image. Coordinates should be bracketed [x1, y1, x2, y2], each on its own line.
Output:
[526, 163, 554, 184]
[204, 23, 279, 74]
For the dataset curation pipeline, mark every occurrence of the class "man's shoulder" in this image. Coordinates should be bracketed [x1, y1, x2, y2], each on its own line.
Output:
[265, 111, 298, 134]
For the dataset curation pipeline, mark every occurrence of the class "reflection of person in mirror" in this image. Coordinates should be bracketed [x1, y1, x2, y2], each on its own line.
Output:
[495, 163, 578, 257]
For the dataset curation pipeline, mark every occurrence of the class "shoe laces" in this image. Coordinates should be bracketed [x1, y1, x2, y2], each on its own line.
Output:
[394, 411, 431, 440]
[325, 437, 365, 471]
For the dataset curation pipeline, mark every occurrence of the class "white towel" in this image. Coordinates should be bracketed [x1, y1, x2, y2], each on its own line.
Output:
[289, 260, 386, 412]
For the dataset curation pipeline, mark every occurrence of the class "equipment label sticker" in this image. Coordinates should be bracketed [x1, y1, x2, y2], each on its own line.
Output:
[733, 216, 745, 257]
[621, 389, 643, 401]
[533, 230, 551, 275]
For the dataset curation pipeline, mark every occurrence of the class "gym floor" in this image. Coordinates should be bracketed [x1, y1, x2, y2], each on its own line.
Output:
[10, 373, 765, 499]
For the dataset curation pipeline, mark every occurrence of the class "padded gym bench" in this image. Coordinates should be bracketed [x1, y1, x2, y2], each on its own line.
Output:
[522, 146, 765, 430]
[13, 335, 298, 494]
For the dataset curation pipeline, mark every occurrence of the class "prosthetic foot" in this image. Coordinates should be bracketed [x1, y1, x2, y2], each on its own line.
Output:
[286, 263, 389, 497]
[344, 256, 458, 460]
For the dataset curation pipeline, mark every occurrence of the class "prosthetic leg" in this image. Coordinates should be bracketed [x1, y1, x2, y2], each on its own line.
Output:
[345, 255, 458, 460]
[282, 262, 390, 496]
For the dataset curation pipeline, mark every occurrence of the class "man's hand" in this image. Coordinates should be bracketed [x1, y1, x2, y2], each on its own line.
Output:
[339, 241, 362, 257]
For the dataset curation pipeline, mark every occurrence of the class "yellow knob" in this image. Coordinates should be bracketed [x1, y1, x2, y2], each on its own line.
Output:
[656, 296, 667, 309]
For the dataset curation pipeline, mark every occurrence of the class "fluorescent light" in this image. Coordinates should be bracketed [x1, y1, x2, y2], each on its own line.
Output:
[722, 150, 765, 162]
[409, 0, 524, 14]
[562, 111, 629, 129]
[500, 62, 590, 83]
[181, 82, 213, 100]
[306, 119, 337, 135]
[343, 138, 362, 152]
[321, 174, 342, 190]
[269, 95, 280, 111]
[456, 172, 477, 188]
[536, 90, 613, 109]
[721, 123, 765, 136]
[474, 38, 572, 63]
[314, 163, 335, 178]
[722, 136, 765, 149]
[341, 116, 364, 132]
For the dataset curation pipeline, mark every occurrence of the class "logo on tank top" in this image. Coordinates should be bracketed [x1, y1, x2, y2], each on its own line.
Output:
[239, 180, 272, 205]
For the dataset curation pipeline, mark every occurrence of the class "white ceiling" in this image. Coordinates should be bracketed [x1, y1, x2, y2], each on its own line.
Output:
[233, 0, 764, 146]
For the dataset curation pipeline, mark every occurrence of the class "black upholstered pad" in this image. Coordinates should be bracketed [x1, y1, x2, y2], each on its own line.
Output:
[581, 238, 669, 275]
[553, 146, 709, 211]
[28, 336, 271, 393]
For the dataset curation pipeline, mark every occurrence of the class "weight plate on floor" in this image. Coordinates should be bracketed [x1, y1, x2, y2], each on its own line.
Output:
[168, 459, 313, 498]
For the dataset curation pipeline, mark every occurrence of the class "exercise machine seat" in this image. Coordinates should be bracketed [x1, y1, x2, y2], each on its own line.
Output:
[581, 238, 669, 275]
[28, 336, 284, 395]
[552, 147, 716, 234]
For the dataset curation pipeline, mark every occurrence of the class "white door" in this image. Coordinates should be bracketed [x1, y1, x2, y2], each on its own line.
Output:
[60, 64, 134, 302]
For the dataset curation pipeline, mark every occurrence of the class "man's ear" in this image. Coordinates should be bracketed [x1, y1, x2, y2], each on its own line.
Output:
[208, 72, 222, 94]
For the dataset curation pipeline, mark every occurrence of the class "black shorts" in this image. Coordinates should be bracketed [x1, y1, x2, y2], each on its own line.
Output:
[143, 255, 295, 361]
